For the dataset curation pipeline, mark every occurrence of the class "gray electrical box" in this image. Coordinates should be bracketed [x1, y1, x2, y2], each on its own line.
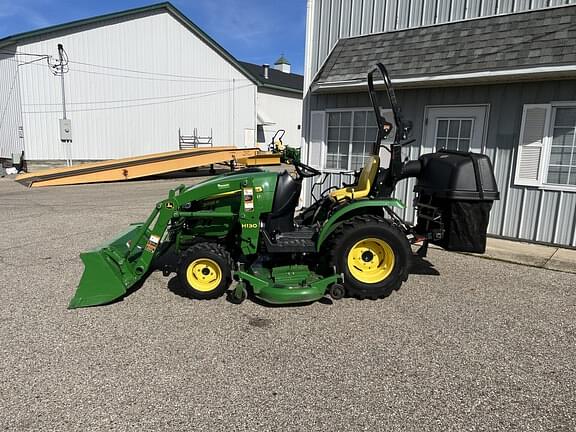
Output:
[59, 118, 72, 141]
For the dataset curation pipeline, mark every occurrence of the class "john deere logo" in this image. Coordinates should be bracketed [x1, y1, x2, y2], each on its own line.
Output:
[217, 183, 230, 190]
[241, 223, 258, 229]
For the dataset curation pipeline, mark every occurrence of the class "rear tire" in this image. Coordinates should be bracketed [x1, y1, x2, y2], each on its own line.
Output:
[178, 243, 233, 300]
[326, 215, 411, 299]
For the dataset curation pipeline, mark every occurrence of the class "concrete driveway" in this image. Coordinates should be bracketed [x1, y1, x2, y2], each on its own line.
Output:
[0, 176, 575, 431]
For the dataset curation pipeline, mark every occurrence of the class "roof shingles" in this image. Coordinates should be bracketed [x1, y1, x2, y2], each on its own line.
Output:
[239, 61, 303, 93]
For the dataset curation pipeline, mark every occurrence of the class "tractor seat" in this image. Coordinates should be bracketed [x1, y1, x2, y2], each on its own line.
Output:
[329, 155, 380, 201]
[266, 170, 302, 234]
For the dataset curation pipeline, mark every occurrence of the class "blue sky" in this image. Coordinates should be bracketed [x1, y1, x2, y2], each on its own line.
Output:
[0, 0, 307, 74]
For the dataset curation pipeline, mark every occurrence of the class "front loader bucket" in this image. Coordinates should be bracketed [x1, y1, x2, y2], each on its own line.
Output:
[68, 251, 129, 308]
[68, 224, 148, 309]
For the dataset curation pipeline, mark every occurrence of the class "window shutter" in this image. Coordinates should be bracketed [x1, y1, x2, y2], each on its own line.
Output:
[514, 104, 551, 187]
[308, 110, 326, 169]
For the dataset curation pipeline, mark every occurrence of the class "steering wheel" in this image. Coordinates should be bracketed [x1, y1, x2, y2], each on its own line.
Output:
[292, 159, 321, 178]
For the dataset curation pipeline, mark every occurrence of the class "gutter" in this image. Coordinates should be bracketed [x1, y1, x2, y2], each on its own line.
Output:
[312, 64, 576, 93]
[258, 82, 303, 96]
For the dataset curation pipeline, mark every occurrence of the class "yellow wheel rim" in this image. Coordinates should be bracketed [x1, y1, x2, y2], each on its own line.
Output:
[347, 237, 395, 284]
[186, 258, 222, 292]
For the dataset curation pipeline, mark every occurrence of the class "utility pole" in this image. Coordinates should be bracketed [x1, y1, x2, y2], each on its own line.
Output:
[55, 44, 72, 166]
[58, 44, 67, 120]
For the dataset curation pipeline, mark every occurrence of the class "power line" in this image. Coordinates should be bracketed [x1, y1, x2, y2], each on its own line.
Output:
[2, 48, 255, 114]
[22, 84, 252, 114]
[2, 55, 62, 74]
[2, 56, 246, 83]
[68, 59, 243, 82]
[2, 55, 50, 67]
[2, 48, 252, 83]
[68, 66, 232, 83]
[18, 56, 50, 66]
[22, 86, 232, 106]
[0, 48, 48, 57]
[22, 85, 250, 113]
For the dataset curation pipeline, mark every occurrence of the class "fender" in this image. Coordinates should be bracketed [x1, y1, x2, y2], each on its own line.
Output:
[316, 199, 406, 251]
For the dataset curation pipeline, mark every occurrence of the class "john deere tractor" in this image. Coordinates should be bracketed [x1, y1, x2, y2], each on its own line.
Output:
[69, 64, 499, 309]
[268, 129, 300, 163]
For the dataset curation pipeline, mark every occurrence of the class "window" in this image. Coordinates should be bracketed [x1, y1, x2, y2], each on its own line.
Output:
[326, 110, 384, 171]
[425, 106, 487, 154]
[515, 103, 576, 189]
[547, 107, 576, 186]
[435, 118, 473, 152]
[326, 112, 351, 170]
[256, 125, 266, 143]
[352, 111, 379, 170]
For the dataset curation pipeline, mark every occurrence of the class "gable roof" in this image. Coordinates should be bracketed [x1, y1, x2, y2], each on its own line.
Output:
[0, 2, 300, 94]
[313, 4, 576, 91]
[239, 61, 303, 94]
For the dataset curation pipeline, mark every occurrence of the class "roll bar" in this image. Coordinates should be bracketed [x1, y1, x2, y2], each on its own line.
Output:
[367, 63, 412, 182]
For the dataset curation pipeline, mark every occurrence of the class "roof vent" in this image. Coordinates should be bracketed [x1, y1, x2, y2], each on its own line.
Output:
[263, 64, 270, 79]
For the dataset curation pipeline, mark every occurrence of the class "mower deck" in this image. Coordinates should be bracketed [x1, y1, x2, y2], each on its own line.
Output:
[235, 264, 341, 304]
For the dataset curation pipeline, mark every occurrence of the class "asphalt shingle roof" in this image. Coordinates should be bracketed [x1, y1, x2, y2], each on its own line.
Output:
[315, 5, 576, 85]
[239, 61, 303, 92]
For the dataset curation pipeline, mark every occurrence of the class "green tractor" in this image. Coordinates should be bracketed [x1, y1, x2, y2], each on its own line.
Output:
[268, 129, 301, 163]
[69, 64, 499, 309]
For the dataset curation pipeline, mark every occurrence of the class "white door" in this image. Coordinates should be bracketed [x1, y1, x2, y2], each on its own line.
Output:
[423, 106, 488, 153]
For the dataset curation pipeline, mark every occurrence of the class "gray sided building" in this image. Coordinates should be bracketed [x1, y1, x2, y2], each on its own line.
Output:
[302, 2, 576, 247]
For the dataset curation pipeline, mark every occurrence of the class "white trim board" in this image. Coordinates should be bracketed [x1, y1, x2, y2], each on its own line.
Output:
[312, 65, 576, 92]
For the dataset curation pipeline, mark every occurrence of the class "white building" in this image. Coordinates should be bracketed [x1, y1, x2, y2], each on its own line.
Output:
[0, 2, 303, 171]
[239, 59, 303, 152]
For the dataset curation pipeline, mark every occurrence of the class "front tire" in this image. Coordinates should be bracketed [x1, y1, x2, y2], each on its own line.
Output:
[327, 215, 411, 299]
[178, 243, 233, 300]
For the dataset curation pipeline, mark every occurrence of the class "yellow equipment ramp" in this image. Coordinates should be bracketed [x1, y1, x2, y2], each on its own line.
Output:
[240, 152, 281, 166]
[16, 146, 259, 188]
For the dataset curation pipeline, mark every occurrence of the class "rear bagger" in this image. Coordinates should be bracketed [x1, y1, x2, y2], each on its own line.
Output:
[414, 150, 500, 253]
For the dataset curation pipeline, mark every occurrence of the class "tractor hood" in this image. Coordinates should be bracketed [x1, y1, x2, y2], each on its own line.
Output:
[179, 169, 279, 203]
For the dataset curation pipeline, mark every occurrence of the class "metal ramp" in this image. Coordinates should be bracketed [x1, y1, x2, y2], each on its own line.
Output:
[16, 146, 259, 188]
